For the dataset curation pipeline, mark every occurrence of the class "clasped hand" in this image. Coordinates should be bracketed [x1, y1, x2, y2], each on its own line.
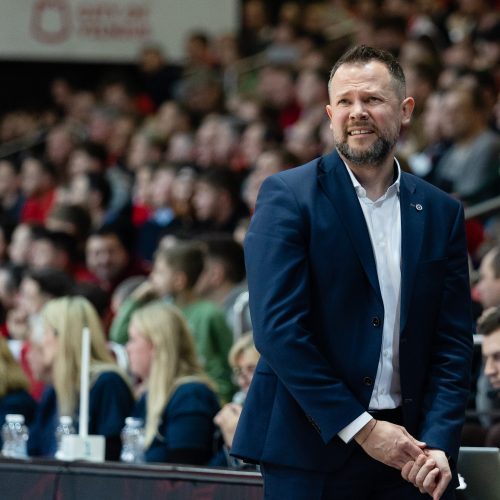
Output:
[355, 420, 451, 499]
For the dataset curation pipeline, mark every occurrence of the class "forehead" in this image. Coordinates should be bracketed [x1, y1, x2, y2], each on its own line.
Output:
[483, 329, 500, 355]
[87, 234, 122, 251]
[329, 61, 395, 96]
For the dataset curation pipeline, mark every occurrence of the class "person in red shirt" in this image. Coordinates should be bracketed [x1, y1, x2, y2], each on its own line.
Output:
[20, 156, 56, 225]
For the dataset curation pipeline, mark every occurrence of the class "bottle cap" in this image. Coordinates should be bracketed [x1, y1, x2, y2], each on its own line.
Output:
[124, 417, 143, 428]
[59, 415, 73, 425]
[5, 414, 25, 424]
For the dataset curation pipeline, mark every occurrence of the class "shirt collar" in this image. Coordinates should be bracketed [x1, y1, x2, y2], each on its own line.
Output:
[343, 159, 401, 199]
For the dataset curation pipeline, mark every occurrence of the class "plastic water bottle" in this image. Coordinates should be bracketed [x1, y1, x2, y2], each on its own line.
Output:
[1, 414, 28, 458]
[55, 415, 76, 460]
[120, 417, 145, 463]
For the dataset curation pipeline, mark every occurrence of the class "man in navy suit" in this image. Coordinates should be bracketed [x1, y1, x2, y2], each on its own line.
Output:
[231, 45, 473, 499]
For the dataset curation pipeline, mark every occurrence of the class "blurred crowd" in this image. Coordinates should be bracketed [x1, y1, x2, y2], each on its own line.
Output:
[0, 0, 499, 466]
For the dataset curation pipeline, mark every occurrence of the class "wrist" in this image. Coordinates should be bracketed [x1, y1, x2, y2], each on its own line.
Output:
[354, 419, 377, 446]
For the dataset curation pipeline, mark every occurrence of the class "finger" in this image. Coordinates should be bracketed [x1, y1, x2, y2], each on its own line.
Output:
[422, 468, 439, 495]
[407, 455, 427, 484]
[432, 470, 452, 500]
[415, 459, 436, 488]
[401, 461, 414, 481]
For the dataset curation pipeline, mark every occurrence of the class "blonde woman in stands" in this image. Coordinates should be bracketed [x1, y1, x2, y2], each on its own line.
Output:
[28, 296, 134, 460]
[126, 300, 220, 464]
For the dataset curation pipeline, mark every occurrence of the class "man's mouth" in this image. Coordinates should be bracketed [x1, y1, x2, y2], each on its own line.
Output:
[348, 129, 373, 136]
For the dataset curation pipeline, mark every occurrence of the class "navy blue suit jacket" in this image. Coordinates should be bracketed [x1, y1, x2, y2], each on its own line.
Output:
[232, 150, 473, 472]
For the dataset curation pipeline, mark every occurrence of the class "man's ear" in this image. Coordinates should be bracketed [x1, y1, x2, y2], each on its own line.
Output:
[401, 97, 415, 126]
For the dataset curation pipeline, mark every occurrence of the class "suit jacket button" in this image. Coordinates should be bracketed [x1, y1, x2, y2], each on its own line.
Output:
[363, 377, 373, 386]
[372, 316, 381, 327]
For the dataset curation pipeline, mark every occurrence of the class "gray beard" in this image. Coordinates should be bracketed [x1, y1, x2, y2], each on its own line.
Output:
[335, 136, 395, 167]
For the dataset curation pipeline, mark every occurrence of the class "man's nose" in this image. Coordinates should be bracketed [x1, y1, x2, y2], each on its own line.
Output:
[349, 100, 368, 120]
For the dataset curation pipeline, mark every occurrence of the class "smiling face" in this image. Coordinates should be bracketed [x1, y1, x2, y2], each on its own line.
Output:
[326, 61, 414, 168]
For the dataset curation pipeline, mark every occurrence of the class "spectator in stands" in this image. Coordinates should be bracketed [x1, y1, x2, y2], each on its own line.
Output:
[135, 43, 183, 111]
[284, 120, 322, 164]
[46, 203, 93, 267]
[13, 268, 75, 399]
[184, 31, 216, 73]
[257, 65, 300, 132]
[235, 120, 282, 172]
[29, 228, 79, 277]
[68, 172, 115, 230]
[460, 246, 500, 445]
[211, 333, 259, 467]
[295, 68, 329, 129]
[476, 307, 500, 446]
[110, 276, 146, 319]
[433, 83, 500, 204]
[19, 156, 56, 224]
[67, 141, 133, 216]
[85, 225, 147, 295]
[238, 0, 273, 57]
[126, 301, 220, 464]
[136, 164, 185, 262]
[110, 241, 234, 402]
[0, 265, 22, 338]
[156, 241, 234, 402]
[8, 222, 36, 267]
[0, 158, 24, 226]
[242, 149, 295, 213]
[407, 92, 450, 182]
[125, 130, 164, 173]
[67, 141, 107, 179]
[195, 235, 248, 334]
[475, 246, 500, 310]
[192, 169, 246, 234]
[44, 124, 78, 172]
[0, 336, 36, 447]
[28, 296, 134, 460]
[193, 114, 239, 169]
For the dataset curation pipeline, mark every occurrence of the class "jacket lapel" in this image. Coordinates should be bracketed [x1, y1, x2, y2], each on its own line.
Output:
[317, 152, 383, 306]
[399, 173, 425, 333]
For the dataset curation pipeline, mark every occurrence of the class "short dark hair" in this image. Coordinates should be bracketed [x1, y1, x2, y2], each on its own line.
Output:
[158, 241, 205, 289]
[47, 204, 92, 242]
[86, 172, 112, 208]
[329, 45, 406, 99]
[23, 268, 74, 298]
[197, 169, 241, 206]
[477, 307, 500, 337]
[201, 234, 246, 283]
[89, 223, 132, 252]
[32, 227, 78, 263]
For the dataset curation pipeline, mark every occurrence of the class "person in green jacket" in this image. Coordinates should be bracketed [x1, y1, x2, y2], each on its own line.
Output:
[109, 239, 235, 403]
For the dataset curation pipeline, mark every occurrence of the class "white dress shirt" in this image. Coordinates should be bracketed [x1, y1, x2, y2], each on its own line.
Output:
[338, 161, 402, 443]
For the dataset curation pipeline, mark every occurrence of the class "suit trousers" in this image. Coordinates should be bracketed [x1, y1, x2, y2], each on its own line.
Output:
[261, 409, 455, 500]
[261, 453, 456, 500]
